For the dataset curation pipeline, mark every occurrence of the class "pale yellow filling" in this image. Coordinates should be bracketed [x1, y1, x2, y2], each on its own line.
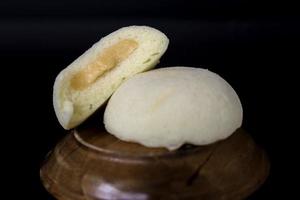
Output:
[71, 39, 138, 90]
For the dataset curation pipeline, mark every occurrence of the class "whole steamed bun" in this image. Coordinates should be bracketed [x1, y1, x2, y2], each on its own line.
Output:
[104, 67, 243, 150]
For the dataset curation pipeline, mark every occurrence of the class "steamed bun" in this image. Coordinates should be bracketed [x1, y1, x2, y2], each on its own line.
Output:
[53, 26, 169, 129]
[104, 67, 243, 150]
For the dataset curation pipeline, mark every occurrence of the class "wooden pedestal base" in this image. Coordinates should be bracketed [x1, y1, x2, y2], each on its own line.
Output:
[40, 128, 269, 200]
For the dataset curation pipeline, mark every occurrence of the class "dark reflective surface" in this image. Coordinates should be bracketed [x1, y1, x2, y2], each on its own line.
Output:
[40, 128, 269, 200]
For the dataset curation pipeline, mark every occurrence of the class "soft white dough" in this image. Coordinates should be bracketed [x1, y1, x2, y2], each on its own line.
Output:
[104, 67, 243, 150]
[53, 26, 169, 129]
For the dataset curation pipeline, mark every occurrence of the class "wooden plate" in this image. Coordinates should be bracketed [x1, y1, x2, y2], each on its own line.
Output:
[40, 127, 269, 200]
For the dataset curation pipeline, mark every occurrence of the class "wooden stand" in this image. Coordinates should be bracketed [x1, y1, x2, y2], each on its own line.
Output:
[40, 128, 269, 200]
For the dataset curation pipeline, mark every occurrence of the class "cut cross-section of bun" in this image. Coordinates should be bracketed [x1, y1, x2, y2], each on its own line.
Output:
[53, 26, 169, 129]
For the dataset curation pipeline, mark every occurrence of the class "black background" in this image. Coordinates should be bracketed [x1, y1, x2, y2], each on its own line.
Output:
[2, 0, 298, 199]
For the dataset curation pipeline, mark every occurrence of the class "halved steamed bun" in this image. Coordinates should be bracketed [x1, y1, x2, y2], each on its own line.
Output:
[53, 26, 169, 129]
[104, 67, 243, 150]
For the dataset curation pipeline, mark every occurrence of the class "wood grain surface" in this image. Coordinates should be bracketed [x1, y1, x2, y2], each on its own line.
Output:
[40, 127, 269, 200]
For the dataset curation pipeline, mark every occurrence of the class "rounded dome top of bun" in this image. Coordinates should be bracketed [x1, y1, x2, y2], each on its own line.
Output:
[104, 67, 243, 150]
